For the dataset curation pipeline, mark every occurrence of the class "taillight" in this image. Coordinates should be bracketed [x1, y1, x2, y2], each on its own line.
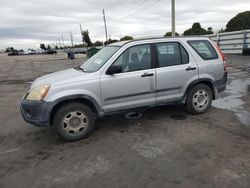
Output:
[217, 46, 227, 72]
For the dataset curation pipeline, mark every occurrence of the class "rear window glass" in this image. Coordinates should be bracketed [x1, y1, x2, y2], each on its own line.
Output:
[188, 40, 218, 60]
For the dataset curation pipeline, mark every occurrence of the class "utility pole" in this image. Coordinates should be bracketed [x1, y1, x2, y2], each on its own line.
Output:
[80, 24, 84, 45]
[61, 35, 65, 48]
[103, 9, 108, 45]
[80, 24, 83, 33]
[70, 31, 74, 47]
[171, 0, 176, 37]
[58, 38, 61, 48]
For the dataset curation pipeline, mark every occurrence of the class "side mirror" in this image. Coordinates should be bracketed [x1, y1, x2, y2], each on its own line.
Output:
[106, 65, 122, 75]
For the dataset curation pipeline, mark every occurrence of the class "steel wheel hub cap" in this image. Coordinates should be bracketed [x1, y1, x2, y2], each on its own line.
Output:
[192, 90, 209, 111]
[62, 111, 88, 135]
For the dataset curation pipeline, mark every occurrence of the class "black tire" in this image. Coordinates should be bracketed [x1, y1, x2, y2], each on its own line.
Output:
[53, 102, 96, 141]
[185, 84, 212, 115]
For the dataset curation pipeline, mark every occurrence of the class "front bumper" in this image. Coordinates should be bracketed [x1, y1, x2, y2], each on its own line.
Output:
[20, 99, 54, 127]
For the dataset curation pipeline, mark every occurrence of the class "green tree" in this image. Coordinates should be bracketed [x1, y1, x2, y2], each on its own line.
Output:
[40, 44, 46, 50]
[120, 36, 134, 41]
[82, 30, 92, 47]
[183, 22, 209, 35]
[226, 11, 250, 32]
[74, 44, 85, 48]
[46, 45, 51, 50]
[218, 28, 225, 33]
[93, 41, 103, 46]
[207, 27, 213, 34]
[164, 32, 180, 37]
[104, 39, 119, 45]
[5, 47, 15, 53]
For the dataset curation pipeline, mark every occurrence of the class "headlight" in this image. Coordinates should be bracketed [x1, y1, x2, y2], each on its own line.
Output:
[26, 84, 50, 101]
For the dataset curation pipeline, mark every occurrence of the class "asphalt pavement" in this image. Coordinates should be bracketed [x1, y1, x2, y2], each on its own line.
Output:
[0, 53, 249, 188]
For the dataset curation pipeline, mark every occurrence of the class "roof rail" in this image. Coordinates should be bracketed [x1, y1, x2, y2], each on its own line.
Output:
[123, 35, 209, 45]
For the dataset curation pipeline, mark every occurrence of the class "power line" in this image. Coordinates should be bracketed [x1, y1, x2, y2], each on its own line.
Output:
[109, 0, 161, 21]
[105, 0, 131, 14]
[77, 0, 161, 41]
[90, 0, 161, 34]
[76, 0, 127, 30]
[107, 0, 153, 18]
[106, 0, 147, 17]
[90, 0, 159, 32]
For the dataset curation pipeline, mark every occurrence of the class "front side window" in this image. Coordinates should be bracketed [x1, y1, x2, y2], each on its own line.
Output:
[80, 46, 120, 72]
[156, 42, 189, 67]
[112, 44, 152, 73]
[188, 40, 218, 60]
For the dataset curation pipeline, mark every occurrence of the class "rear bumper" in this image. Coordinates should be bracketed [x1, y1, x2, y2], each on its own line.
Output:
[20, 99, 54, 127]
[215, 72, 227, 93]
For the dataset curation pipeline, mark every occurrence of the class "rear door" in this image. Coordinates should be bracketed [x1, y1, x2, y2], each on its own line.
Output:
[155, 42, 199, 103]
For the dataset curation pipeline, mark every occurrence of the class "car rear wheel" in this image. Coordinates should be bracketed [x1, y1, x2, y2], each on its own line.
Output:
[53, 102, 95, 141]
[185, 84, 212, 114]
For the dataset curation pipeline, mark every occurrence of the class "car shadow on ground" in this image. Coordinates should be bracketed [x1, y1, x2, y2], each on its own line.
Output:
[16, 105, 188, 145]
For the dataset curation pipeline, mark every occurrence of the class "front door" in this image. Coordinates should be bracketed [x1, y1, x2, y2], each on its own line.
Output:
[100, 44, 156, 113]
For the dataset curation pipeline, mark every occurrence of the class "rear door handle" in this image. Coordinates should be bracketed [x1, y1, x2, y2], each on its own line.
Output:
[141, 73, 154, 77]
[185, 66, 197, 71]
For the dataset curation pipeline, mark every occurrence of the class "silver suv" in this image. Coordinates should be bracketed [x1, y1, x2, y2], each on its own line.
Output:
[20, 37, 227, 141]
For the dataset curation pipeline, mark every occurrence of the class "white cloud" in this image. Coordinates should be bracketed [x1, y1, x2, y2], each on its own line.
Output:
[0, 0, 249, 49]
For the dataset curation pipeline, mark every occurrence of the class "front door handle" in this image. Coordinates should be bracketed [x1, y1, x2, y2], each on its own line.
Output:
[185, 66, 197, 71]
[141, 73, 154, 77]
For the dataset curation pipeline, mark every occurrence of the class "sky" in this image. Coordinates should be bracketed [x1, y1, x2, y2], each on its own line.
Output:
[0, 0, 249, 50]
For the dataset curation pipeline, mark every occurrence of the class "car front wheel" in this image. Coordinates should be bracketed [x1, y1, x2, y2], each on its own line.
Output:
[53, 102, 96, 141]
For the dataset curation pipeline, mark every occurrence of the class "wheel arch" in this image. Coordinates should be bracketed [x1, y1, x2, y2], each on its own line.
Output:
[49, 95, 102, 125]
[183, 79, 216, 102]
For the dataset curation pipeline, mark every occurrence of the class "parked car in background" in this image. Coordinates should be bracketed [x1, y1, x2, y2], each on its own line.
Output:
[36, 49, 44, 55]
[23, 49, 37, 55]
[64, 48, 87, 55]
[8, 50, 20, 56]
[45, 49, 57, 54]
[20, 37, 227, 141]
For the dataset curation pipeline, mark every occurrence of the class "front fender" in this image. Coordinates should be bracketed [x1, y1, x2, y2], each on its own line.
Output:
[45, 89, 103, 116]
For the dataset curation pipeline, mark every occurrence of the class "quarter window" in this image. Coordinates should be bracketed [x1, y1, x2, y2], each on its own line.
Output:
[188, 40, 218, 60]
[156, 43, 189, 67]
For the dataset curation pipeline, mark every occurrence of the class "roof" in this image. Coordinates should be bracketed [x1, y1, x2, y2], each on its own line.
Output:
[108, 36, 210, 47]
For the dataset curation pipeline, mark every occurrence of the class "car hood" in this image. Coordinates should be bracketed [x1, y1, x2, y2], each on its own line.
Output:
[31, 68, 92, 89]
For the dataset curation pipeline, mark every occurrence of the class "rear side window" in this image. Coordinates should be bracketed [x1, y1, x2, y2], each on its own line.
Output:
[156, 42, 189, 68]
[188, 40, 218, 60]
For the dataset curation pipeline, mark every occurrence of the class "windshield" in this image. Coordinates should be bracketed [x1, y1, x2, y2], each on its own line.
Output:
[80, 46, 120, 72]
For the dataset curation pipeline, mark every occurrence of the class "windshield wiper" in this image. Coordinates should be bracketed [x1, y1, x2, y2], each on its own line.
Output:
[74, 66, 86, 72]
